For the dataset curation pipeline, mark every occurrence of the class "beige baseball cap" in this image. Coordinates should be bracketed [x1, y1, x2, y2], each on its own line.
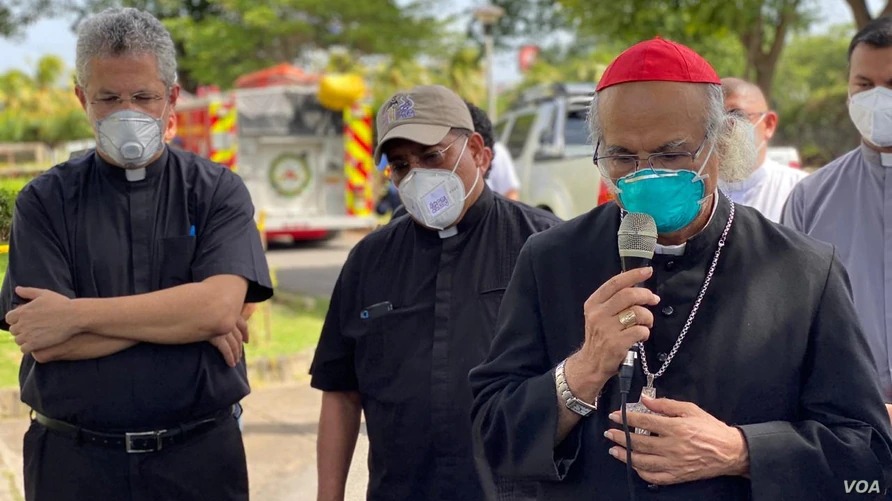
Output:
[374, 85, 475, 163]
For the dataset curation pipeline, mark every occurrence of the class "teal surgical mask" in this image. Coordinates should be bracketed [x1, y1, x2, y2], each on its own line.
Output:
[615, 141, 714, 234]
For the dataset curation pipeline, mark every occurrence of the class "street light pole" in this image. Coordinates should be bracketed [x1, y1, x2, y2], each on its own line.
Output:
[473, 4, 505, 121]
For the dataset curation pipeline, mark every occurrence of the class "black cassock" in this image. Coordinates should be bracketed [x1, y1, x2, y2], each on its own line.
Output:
[470, 194, 892, 500]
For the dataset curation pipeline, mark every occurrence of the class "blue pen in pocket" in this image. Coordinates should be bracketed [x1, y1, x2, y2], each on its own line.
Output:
[188, 225, 196, 237]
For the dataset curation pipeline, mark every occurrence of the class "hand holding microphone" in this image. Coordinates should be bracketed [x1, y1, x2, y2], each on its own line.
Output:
[564, 214, 660, 399]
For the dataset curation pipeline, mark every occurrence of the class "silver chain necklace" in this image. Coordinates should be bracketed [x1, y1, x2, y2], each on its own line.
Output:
[637, 198, 735, 394]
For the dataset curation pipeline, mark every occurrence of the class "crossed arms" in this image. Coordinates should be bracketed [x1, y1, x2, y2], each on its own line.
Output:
[6, 275, 251, 366]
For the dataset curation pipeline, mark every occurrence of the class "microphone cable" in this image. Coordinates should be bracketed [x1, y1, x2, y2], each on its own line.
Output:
[619, 353, 637, 501]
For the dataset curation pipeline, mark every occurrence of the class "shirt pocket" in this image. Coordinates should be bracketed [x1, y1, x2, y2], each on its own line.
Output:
[156, 236, 196, 289]
[354, 303, 427, 403]
[479, 287, 507, 337]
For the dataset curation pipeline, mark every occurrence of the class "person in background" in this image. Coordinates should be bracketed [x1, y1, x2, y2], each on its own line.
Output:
[0, 8, 272, 500]
[470, 37, 892, 499]
[782, 17, 892, 423]
[718, 77, 806, 222]
[374, 154, 402, 217]
[310, 84, 559, 501]
[467, 102, 520, 203]
[472, 106, 521, 200]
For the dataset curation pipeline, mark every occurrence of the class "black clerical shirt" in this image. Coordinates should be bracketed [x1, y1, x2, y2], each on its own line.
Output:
[0, 147, 273, 430]
[310, 187, 559, 500]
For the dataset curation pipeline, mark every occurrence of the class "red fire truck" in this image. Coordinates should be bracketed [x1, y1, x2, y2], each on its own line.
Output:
[174, 64, 376, 242]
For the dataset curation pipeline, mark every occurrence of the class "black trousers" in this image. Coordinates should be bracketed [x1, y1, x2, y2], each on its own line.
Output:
[23, 414, 248, 501]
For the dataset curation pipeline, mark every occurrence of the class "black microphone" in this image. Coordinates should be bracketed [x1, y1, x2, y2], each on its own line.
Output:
[616, 213, 657, 383]
[616, 213, 657, 501]
[618, 212, 658, 279]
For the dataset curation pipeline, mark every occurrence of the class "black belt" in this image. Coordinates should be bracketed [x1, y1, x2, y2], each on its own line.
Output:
[32, 406, 236, 454]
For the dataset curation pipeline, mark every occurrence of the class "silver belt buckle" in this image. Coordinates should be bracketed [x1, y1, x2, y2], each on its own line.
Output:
[125, 430, 166, 454]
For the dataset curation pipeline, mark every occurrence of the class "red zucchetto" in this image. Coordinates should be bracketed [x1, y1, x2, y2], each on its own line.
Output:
[596, 37, 721, 92]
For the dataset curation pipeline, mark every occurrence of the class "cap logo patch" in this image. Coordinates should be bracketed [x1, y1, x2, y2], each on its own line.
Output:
[384, 95, 415, 126]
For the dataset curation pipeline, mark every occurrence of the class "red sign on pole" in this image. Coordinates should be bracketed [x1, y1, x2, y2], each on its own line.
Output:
[519, 45, 540, 73]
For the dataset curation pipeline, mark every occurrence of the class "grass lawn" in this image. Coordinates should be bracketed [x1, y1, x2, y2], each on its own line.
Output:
[0, 336, 19, 390]
[0, 177, 32, 193]
[244, 293, 327, 360]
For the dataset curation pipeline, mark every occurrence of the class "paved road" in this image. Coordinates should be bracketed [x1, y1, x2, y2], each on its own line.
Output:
[265, 232, 364, 299]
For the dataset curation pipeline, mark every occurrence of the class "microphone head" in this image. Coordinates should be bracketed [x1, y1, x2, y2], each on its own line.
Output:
[618, 212, 657, 260]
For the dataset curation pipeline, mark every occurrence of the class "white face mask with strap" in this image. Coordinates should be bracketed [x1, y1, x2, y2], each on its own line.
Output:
[750, 113, 767, 152]
[95, 103, 168, 181]
[849, 87, 892, 147]
[397, 137, 479, 231]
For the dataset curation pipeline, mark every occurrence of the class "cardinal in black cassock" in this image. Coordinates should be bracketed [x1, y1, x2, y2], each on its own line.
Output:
[469, 38, 892, 501]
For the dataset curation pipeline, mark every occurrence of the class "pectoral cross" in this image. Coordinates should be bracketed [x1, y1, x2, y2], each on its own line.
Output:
[624, 375, 657, 435]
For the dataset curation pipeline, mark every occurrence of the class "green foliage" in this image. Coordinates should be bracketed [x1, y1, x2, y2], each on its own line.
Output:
[0, 178, 26, 245]
[0, 55, 93, 146]
[0, 189, 15, 243]
[85, 0, 450, 91]
[556, 0, 815, 100]
[489, 0, 570, 46]
[772, 25, 859, 166]
[244, 294, 328, 360]
[0, 0, 61, 38]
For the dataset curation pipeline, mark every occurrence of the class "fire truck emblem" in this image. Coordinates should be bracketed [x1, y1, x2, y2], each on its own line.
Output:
[269, 152, 311, 197]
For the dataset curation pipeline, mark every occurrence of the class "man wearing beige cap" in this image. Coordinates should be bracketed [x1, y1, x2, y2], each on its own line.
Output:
[310, 85, 560, 500]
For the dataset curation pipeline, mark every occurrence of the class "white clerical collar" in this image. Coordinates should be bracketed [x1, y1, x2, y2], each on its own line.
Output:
[438, 227, 459, 239]
[653, 191, 719, 256]
[859, 143, 892, 168]
[654, 241, 686, 255]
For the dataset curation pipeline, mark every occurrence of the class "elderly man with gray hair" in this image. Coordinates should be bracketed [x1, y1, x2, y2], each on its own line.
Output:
[0, 8, 272, 500]
[470, 38, 892, 499]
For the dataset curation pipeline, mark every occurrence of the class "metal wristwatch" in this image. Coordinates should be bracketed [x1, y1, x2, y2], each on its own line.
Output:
[554, 359, 598, 417]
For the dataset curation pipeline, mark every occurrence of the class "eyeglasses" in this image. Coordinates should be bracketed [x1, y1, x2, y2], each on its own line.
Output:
[593, 135, 711, 182]
[89, 92, 168, 114]
[727, 109, 768, 123]
[387, 133, 468, 185]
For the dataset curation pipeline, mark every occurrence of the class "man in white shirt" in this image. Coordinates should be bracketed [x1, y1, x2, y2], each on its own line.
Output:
[488, 142, 521, 200]
[718, 77, 806, 222]
[465, 101, 522, 200]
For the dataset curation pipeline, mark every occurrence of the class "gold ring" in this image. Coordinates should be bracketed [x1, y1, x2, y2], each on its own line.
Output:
[618, 309, 637, 328]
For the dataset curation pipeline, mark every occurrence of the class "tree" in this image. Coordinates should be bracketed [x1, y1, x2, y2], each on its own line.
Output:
[772, 25, 859, 166]
[845, 0, 892, 29]
[0, 0, 60, 38]
[73, 0, 450, 91]
[0, 55, 93, 149]
[487, 0, 569, 47]
[556, 0, 814, 103]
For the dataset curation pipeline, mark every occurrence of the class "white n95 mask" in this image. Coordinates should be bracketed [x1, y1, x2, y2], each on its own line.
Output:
[848, 87, 892, 147]
[96, 109, 165, 169]
[397, 137, 479, 230]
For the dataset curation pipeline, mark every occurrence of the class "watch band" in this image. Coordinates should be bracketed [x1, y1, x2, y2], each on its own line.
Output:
[555, 359, 598, 417]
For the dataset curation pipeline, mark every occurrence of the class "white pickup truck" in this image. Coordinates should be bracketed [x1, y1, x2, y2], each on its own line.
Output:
[494, 83, 612, 221]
